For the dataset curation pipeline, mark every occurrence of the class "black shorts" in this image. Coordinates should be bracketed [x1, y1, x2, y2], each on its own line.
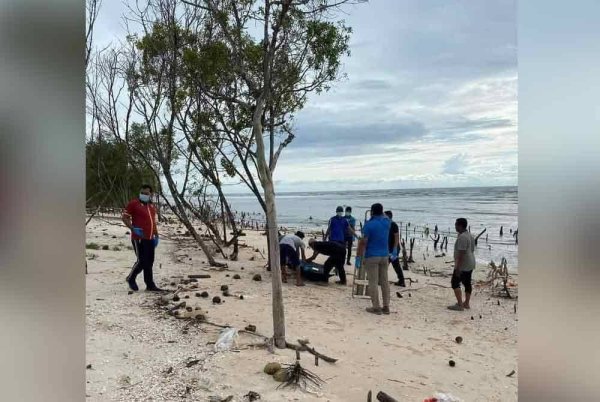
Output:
[280, 244, 299, 268]
[451, 270, 473, 293]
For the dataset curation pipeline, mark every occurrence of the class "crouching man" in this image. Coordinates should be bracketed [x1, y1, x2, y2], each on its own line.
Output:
[306, 239, 347, 285]
[279, 231, 307, 287]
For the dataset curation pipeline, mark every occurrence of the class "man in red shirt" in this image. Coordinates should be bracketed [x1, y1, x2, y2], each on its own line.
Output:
[122, 184, 163, 292]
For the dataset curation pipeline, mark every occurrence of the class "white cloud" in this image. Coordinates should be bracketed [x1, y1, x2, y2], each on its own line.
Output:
[442, 154, 469, 175]
[92, 0, 517, 192]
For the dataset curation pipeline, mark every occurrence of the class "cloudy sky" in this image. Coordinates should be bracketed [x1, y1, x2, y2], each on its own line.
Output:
[94, 0, 517, 192]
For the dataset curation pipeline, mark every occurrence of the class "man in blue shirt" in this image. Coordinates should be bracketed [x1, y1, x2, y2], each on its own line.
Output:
[360, 203, 391, 315]
[325, 206, 356, 284]
[344, 206, 357, 265]
[325, 206, 353, 244]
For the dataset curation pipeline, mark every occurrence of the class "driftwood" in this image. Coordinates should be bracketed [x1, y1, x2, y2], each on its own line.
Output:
[399, 239, 409, 270]
[277, 361, 324, 391]
[485, 258, 513, 298]
[408, 238, 415, 262]
[286, 341, 338, 363]
[192, 318, 338, 362]
[188, 274, 212, 279]
[474, 228, 487, 246]
[430, 233, 440, 250]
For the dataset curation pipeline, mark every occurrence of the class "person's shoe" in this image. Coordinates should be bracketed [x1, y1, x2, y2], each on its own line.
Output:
[395, 281, 406, 287]
[447, 304, 464, 311]
[335, 280, 347, 285]
[126, 276, 138, 292]
[366, 307, 382, 315]
[381, 306, 390, 315]
[146, 285, 167, 292]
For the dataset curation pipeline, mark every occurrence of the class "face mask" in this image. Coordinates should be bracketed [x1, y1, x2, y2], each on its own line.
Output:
[336, 212, 343, 217]
[139, 193, 151, 203]
[345, 212, 351, 217]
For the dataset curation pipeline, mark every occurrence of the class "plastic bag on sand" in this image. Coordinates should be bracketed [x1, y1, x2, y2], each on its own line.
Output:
[214, 327, 238, 351]
[423, 392, 461, 402]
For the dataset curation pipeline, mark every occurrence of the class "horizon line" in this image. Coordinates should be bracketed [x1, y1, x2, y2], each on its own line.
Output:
[226, 184, 518, 197]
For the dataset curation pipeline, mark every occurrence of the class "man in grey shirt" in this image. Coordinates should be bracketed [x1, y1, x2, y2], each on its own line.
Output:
[279, 231, 307, 286]
[448, 218, 476, 311]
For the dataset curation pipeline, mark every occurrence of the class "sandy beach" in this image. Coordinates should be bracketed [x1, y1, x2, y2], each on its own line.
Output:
[86, 215, 518, 401]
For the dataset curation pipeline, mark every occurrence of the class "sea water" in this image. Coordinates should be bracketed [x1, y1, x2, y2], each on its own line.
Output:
[228, 186, 518, 269]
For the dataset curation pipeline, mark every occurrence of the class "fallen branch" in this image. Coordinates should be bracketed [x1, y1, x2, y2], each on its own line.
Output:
[427, 283, 452, 288]
[189, 318, 337, 362]
[286, 340, 338, 363]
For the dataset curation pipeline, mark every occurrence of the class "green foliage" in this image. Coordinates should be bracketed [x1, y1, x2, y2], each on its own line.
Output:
[135, 22, 198, 83]
[86, 136, 156, 208]
[305, 20, 351, 83]
[183, 41, 233, 87]
[220, 157, 236, 177]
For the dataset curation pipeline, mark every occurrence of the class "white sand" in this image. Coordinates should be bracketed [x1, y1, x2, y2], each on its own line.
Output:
[86, 215, 517, 401]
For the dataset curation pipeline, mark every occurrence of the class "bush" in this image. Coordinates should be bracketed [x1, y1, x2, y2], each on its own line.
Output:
[86, 242, 100, 250]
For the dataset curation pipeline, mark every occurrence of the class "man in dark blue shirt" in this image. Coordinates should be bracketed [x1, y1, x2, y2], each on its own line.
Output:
[344, 206, 357, 265]
[324, 206, 356, 284]
[325, 206, 353, 245]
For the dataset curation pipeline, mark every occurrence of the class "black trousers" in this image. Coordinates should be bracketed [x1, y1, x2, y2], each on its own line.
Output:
[323, 251, 346, 283]
[128, 239, 156, 287]
[390, 257, 405, 285]
[345, 238, 353, 264]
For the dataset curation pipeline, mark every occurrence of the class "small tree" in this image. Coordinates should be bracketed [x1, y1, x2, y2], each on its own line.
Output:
[183, 0, 364, 348]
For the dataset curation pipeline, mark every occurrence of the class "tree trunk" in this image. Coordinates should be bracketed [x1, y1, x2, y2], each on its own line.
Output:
[264, 179, 286, 348]
[163, 171, 224, 267]
[265, 219, 272, 270]
[251, 84, 285, 347]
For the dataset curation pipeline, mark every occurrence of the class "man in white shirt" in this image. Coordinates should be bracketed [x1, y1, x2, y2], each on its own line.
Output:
[448, 218, 476, 311]
[279, 231, 307, 286]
